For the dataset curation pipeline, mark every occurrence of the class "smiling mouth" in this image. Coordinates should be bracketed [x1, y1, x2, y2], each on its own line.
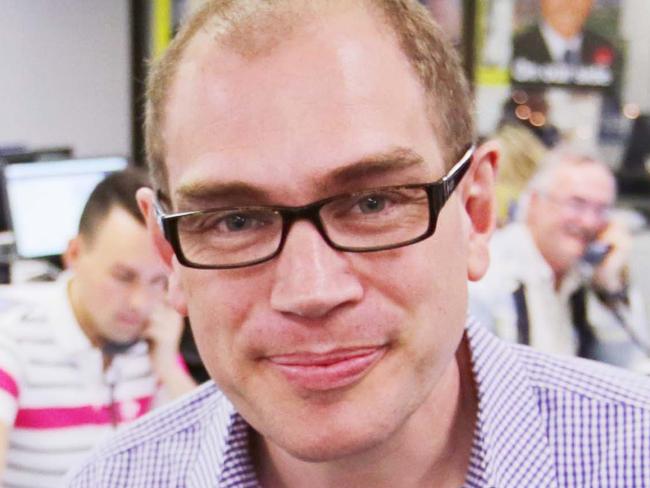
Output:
[266, 347, 387, 392]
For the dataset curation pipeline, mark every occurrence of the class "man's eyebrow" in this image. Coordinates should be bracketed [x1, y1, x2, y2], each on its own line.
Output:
[325, 147, 427, 187]
[175, 182, 273, 209]
[174, 147, 427, 209]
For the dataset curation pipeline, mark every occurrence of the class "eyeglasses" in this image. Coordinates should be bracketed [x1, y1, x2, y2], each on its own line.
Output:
[543, 194, 612, 220]
[155, 145, 475, 269]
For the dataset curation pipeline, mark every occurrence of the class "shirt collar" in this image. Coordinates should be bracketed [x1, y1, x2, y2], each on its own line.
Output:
[210, 320, 559, 487]
[540, 20, 583, 62]
[465, 319, 558, 486]
[192, 393, 259, 487]
[505, 223, 583, 296]
[498, 223, 554, 284]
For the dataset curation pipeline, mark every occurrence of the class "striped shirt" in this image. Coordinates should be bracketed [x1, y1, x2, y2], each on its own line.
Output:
[0, 278, 157, 488]
[66, 318, 650, 487]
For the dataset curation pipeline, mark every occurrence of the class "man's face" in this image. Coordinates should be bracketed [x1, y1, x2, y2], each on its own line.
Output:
[69, 208, 168, 345]
[158, 8, 487, 461]
[527, 163, 615, 278]
[541, 0, 594, 39]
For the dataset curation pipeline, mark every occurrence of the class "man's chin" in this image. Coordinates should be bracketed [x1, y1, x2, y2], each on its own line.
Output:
[561, 233, 589, 257]
[101, 331, 143, 350]
[265, 423, 390, 464]
[253, 385, 404, 465]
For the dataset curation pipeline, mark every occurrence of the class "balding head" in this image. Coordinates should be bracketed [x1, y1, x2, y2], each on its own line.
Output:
[145, 0, 474, 197]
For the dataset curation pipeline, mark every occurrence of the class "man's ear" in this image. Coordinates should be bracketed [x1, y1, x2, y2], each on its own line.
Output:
[136, 187, 188, 317]
[463, 140, 499, 282]
[136, 187, 175, 269]
[62, 235, 83, 270]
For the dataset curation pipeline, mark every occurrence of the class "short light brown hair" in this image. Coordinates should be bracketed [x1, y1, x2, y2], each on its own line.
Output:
[145, 0, 474, 197]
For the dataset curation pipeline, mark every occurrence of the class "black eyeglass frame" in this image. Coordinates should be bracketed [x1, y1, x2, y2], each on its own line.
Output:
[155, 144, 475, 269]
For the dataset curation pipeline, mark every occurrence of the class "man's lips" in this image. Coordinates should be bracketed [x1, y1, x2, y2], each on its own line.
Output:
[116, 313, 144, 327]
[266, 347, 386, 392]
[564, 224, 596, 242]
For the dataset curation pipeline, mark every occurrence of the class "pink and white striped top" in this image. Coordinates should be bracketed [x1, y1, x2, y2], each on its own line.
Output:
[0, 278, 157, 488]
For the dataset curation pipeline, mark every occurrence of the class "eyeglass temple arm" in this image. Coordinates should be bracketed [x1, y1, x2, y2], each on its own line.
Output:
[442, 144, 475, 197]
[153, 190, 171, 238]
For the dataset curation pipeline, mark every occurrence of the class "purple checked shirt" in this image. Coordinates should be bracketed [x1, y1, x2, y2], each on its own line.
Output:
[66, 319, 650, 487]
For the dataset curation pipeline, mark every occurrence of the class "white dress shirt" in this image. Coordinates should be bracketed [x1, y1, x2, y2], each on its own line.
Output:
[469, 222, 650, 372]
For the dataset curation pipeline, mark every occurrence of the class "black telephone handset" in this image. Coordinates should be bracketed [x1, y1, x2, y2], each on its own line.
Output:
[577, 240, 613, 283]
[581, 241, 613, 267]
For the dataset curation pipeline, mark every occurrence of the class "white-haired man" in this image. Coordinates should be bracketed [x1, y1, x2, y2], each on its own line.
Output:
[470, 148, 649, 371]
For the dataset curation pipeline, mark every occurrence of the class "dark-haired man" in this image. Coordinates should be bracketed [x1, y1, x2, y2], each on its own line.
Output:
[0, 168, 195, 487]
[69, 1, 650, 487]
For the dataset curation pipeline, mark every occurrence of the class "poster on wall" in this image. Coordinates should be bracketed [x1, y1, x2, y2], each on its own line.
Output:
[510, 0, 623, 90]
[173, 0, 188, 33]
[474, 0, 625, 148]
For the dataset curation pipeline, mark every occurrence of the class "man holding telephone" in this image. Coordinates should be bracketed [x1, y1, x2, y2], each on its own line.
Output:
[0, 168, 196, 487]
[470, 147, 649, 371]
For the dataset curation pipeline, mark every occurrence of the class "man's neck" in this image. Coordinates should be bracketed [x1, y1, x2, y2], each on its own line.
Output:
[540, 21, 583, 62]
[255, 338, 477, 488]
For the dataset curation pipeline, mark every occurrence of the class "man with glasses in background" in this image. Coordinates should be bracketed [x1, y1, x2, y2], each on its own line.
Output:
[470, 148, 650, 372]
[69, 1, 650, 486]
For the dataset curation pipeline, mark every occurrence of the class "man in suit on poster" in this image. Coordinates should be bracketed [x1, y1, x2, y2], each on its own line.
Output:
[511, 0, 620, 88]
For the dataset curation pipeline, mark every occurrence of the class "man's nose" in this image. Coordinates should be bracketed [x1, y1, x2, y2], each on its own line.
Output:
[270, 221, 364, 319]
[128, 283, 157, 313]
[577, 208, 608, 234]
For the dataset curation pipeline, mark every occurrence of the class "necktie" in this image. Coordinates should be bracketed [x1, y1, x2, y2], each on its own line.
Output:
[564, 49, 580, 65]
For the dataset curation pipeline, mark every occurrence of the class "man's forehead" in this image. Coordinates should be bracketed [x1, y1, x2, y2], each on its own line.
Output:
[551, 162, 615, 199]
[182, 1, 383, 60]
[175, 2, 400, 92]
[163, 1, 444, 207]
[541, 0, 593, 12]
[554, 161, 613, 182]
[87, 209, 147, 247]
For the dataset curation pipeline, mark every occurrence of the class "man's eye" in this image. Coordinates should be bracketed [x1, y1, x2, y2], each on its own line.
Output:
[214, 211, 273, 233]
[223, 214, 252, 231]
[150, 276, 168, 290]
[112, 271, 135, 283]
[181, 210, 271, 234]
[356, 195, 388, 214]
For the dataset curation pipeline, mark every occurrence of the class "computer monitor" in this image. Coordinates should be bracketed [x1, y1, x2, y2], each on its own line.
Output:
[0, 147, 75, 233]
[0, 156, 129, 260]
[0, 147, 73, 165]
